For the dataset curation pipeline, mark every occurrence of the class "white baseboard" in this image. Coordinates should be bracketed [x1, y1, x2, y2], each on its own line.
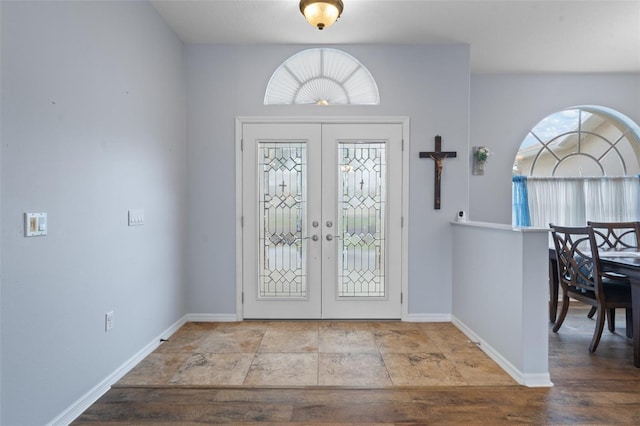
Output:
[405, 313, 452, 322]
[186, 313, 239, 322]
[48, 315, 188, 426]
[452, 315, 553, 388]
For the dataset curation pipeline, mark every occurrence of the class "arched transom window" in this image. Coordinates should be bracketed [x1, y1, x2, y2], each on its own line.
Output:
[514, 106, 640, 177]
[512, 106, 640, 227]
[264, 48, 380, 106]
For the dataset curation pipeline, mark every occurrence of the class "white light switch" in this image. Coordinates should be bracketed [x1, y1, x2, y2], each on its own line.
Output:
[128, 209, 144, 226]
[25, 213, 47, 237]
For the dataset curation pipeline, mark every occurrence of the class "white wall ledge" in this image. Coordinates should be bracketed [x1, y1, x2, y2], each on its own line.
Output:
[451, 220, 550, 233]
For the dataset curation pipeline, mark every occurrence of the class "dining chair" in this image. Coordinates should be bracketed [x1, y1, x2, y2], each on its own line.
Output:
[587, 221, 640, 337]
[587, 221, 640, 251]
[549, 224, 632, 352]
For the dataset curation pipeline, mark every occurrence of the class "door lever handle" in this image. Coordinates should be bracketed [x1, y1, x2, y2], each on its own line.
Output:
[325, 234, 342, 241]
[304, 235, 319, 241]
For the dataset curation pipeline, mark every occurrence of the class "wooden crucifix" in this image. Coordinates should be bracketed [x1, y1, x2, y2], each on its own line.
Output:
[419, 135, 457, 209]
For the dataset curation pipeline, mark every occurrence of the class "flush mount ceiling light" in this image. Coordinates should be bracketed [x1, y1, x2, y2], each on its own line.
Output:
[299, 0, 344, 30]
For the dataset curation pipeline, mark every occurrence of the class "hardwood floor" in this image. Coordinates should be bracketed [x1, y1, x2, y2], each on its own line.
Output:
[72, 305, 640, 424]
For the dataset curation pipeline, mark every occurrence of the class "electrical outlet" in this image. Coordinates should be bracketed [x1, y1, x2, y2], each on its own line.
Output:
[128, 209, 144, 226]
[105, 311, 114, 332]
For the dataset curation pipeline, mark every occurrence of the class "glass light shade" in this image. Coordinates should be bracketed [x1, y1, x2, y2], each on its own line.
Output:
[300, 0, 343, 30]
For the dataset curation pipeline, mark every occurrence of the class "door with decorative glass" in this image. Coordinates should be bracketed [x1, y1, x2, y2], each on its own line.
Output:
[241, 122, 403, 319]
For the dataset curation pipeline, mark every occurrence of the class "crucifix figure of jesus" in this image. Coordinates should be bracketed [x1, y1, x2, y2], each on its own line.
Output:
[419, 135, 457, 209]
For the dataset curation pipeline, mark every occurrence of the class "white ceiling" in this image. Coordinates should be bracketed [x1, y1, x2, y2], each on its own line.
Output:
[150, 0, 640, 73]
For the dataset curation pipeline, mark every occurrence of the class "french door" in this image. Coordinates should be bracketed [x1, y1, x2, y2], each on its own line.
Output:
[241, 121, 404, 319]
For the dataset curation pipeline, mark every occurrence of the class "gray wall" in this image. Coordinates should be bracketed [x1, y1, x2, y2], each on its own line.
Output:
[0, 1, 187, 424]
[185, 44, 471, 317]
[2, 1, 640, 424]
[469, 73, 640, 224]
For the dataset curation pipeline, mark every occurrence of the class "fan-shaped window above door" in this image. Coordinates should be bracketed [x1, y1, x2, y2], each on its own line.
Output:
[264, 48, 380, 106]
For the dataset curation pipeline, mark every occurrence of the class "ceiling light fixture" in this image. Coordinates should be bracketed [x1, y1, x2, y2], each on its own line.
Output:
[299, 0, 344, 30]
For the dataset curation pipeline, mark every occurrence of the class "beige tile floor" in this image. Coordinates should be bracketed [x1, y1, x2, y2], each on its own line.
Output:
[117, 320, 517, 388]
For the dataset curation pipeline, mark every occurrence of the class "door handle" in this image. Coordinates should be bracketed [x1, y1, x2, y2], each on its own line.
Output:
[304, 235, 319, 241]
[326, 234, 341, 241]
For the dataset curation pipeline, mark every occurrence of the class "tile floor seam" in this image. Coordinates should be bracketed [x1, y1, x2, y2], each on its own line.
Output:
[243, 322, 268, 386]
[315, 323, 320, 386]
[375, 335, 395, 386]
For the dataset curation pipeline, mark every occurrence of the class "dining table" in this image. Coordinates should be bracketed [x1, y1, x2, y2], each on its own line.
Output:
[598, 251, 640, 367]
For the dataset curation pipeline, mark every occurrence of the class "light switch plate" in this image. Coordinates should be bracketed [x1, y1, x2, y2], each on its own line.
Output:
[25, 213, 47, 237]
[128, 209, 144, 226]
[105, 311, 114, 332]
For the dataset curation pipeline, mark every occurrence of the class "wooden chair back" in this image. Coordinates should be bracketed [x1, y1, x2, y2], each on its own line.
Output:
[587, 221, 640, 251]
[549, 224, 598, 298]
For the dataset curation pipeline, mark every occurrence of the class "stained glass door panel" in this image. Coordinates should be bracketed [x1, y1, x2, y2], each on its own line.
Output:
[259, 143, 307, 298]
[337, 143, 386, 298]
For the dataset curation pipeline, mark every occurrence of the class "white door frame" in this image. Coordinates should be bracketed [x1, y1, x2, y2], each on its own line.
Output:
[235, 116, 410, 321]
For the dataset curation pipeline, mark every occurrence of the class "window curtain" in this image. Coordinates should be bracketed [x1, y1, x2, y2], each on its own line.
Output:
[527, 177, 585, 227]
[584, 176, 640, 222]
[512, 175, 531, 226]
[525, 176, 640, 227]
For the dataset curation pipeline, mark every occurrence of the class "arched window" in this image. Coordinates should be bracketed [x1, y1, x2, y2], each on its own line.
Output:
[264, 48, 379, 106]
[512, 106, 640, 227]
